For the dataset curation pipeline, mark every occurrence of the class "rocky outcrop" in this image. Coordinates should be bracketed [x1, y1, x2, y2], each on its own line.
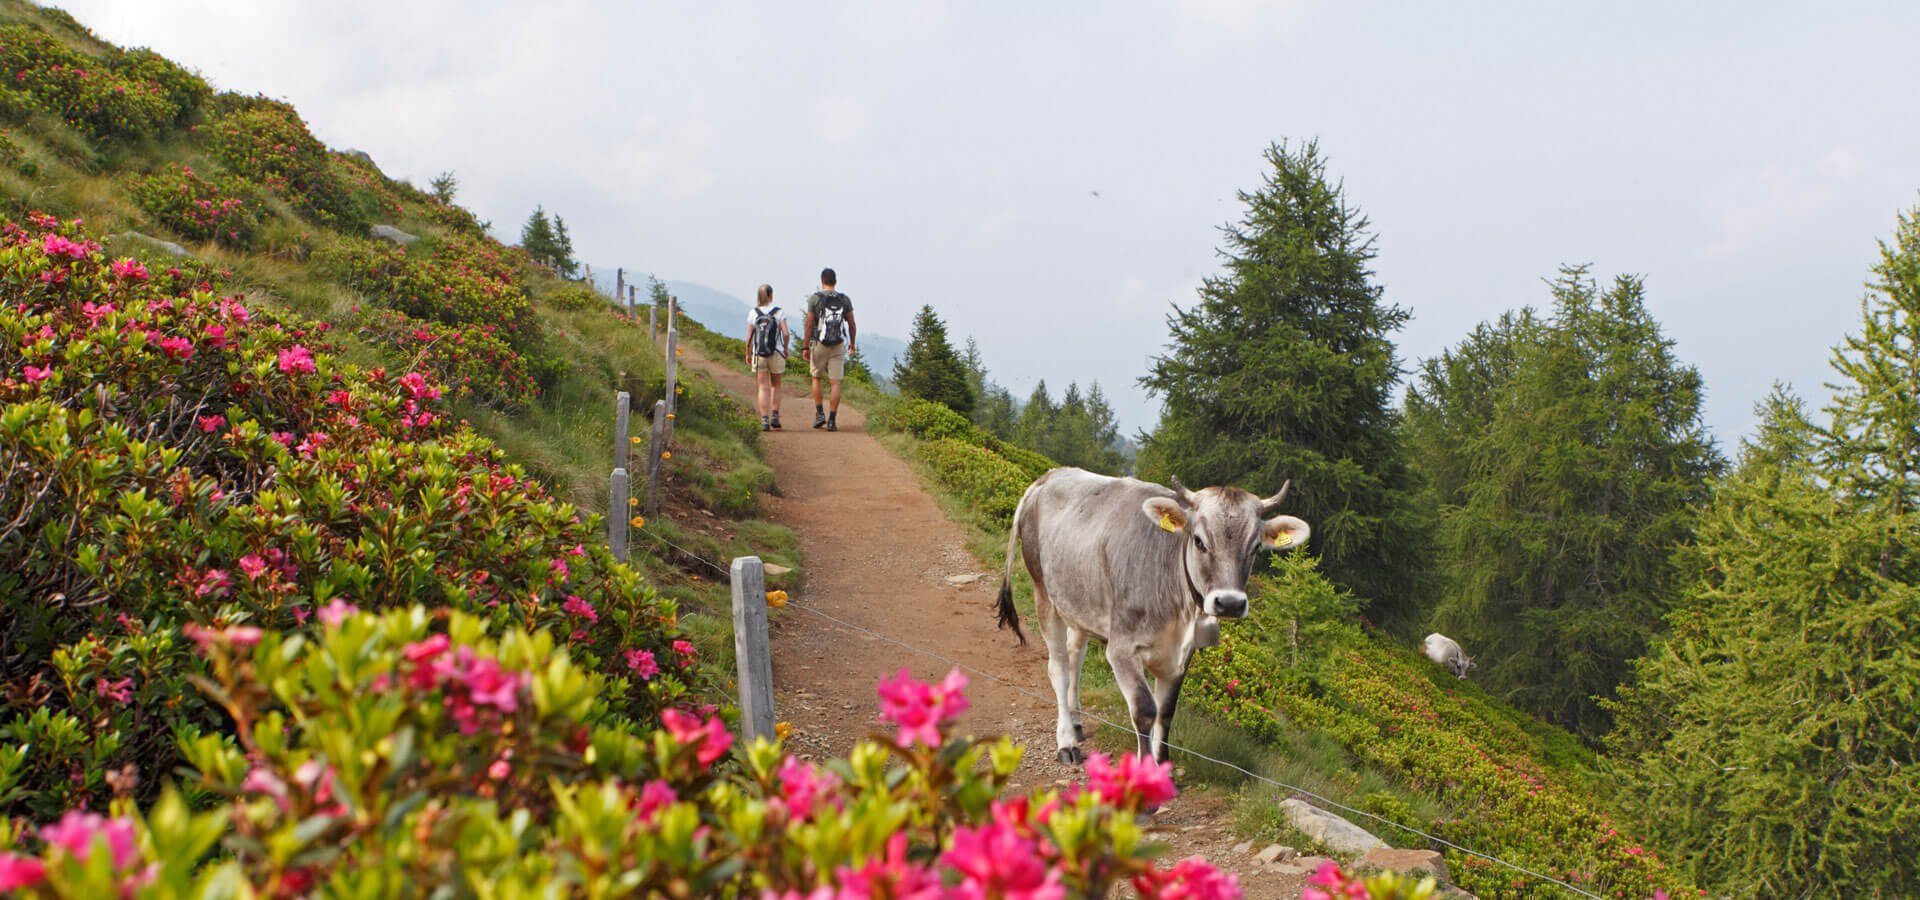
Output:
[116, 231, 188, 257]
[369, 224, 418, 245]
[1278, 798, 1386, 856]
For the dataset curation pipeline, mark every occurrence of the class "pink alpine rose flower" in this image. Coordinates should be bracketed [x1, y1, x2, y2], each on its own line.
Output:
[876, 667, 970, 748]
[276, 344, 316, 375]
[0, 854, 46, 891]
[835, 832, 945, 900]
[22, 364, 50, 383]
[562, 595, 597, 623]
[316, 599, 359, 627]
[39, 810, 139, 869]
[1135, 856, 1242, 900]
[196, 414, 225, 433]
[660, 708, 734, 768]
[624, 649, 660, 679]
[942, 822, 1064, 900]
[635, 779, 677, 823]
[1084, 752, 1177, 811]
[95, 677, 133, 706]
[110, 258, 149, 281]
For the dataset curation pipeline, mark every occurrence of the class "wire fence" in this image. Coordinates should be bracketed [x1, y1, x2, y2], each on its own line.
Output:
[628, 525, 1603, 899]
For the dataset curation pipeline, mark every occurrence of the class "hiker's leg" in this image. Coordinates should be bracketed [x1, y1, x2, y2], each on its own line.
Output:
[829, 378, 843, 412]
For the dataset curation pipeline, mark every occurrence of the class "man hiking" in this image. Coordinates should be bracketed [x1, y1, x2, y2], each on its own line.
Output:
[744, 284, 789, 431]
[802, 267, 857, 431]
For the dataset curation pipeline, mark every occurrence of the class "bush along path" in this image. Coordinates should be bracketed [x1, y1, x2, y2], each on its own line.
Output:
[678, 343, 1347, 898]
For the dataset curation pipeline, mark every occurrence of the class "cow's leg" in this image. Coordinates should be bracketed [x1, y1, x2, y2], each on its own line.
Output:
[1104, 643, 1156, 760]
[1037, 601, 1082, 764]
[1066, 626, 1089, 743]
[1148, 671, 1186, 764]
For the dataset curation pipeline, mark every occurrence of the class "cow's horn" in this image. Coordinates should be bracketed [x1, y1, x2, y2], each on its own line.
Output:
[1168, 476, 1195, 505]
[1259, 479, 1292, 514]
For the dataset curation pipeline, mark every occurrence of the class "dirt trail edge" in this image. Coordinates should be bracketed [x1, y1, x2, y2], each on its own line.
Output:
[678, 346, 1306, 898]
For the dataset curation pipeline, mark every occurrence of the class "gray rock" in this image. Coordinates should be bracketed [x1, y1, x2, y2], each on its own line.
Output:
[1274, 855, 1334, 876]
[343, 148, 376, 165]
[1358, 847, 1449, 883]
[1253, 844, 1296, 865]
[369, 224, 418, 245]
[944, 573, 985, 585]
[117, 231, 188, 258]
[1231, 841, 1252, 855]
[1278, 798, 1386, 856]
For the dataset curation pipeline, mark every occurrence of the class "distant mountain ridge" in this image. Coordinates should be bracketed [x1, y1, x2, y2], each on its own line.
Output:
[586, 266, 908, 373]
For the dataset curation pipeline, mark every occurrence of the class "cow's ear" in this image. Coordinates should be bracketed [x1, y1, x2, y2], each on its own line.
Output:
[1143, 496, 1187, 533]
[1261, 515, 1310, 550]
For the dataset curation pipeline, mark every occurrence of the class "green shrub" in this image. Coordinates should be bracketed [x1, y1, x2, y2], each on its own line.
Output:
[886, 396, 986, 443]
[350, 307, 535, 406]
[126, 163, 262, 247]
[0, 213, 685, 818]
[103, 47, 210, 124]
[0, 616, 1236, 897]
[0, 25, 194, 142]
[918, 437, 1032, 523]
[204, 95, 367, 232]
[542, 280, 609, 312]
[0, 129, 33, 175]
[321, 234, 534, 339]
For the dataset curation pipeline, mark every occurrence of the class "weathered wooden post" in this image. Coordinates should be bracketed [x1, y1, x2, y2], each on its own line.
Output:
[628, 284, 638, 318]
[613, 390, 631, 472]
[615, 267, 625, 314]
[609, 468, 630, 562]
[648, 303, 656, 339]
[644, 400, 667, 515]
[663, 324, 680, 447]
[730, 556, 775, 742]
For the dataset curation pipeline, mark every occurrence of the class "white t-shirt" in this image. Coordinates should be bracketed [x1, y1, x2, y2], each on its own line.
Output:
[746, 305, 786, 355]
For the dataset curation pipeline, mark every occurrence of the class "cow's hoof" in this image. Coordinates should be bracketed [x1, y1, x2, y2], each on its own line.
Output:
[1057, 747, 1085, 766]
[1074, 723, 1086, 742]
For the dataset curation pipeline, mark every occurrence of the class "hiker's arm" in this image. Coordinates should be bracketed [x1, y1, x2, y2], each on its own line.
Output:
[846, 308, 857, 354]
[803, 311, 816, 358]
[744, 321, 754, 364]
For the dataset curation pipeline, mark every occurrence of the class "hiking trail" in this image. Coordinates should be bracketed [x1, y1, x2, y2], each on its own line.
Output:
[679, 345, 1310, 898]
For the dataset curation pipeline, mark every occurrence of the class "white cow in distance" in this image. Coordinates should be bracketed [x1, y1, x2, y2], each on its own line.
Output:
[1422, 633, 1475, 679]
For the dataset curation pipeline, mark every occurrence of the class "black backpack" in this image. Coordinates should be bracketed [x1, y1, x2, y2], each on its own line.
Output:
[815, 293, 848, 346]
[751, 306, 783, 357]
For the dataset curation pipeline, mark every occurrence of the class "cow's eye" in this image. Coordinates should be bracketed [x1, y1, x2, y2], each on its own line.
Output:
[1193, 535, 1208, 554]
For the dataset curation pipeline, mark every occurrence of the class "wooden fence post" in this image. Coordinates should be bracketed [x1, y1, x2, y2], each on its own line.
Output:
[730, 556, 775, 743]
[644, 400, 667, 515]
[663, 326, 680, 448]
[614, 390, 631, 472]
[648, 304, 656, 340]
[609, 468, 630, 562]
[615, 267, 624, 314]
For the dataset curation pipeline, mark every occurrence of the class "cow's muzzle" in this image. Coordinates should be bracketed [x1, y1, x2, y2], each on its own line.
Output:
[1204, 591, 1248, 619]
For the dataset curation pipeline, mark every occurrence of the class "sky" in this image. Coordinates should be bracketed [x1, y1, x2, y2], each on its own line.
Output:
[59, 0, 1920, 445]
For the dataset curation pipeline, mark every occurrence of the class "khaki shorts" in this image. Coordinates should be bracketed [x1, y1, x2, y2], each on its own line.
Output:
[752, 353, 786, 375]
[807, 341, 848, 381]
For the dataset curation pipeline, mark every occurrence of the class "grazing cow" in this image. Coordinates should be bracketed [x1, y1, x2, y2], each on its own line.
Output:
[1422, 633, 1474, 679]
[995, 468, 1311, 764]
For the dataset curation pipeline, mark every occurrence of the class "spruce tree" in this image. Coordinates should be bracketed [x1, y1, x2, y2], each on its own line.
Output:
[551, 215, 579, 279]
[893, 305, 975, 415]
[1137, 140, 1428, 621]
[1609, 206, 1920, 893]
[1017, 381, 1056, 455]
[519, 207, 557, 268]
[1408, 267, 1721, 737]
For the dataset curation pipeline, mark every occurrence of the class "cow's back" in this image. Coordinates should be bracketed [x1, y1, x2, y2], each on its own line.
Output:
[1018, 468, 1187, 643]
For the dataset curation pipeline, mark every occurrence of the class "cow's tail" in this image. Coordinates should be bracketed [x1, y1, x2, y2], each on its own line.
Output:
[996, 490, 1029, 645]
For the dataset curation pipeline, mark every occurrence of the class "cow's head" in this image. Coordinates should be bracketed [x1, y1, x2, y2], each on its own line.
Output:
[1141, 477, 1311, 620]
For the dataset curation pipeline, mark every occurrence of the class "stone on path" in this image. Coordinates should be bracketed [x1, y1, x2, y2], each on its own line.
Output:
[117, 231, 188, 257]
[944, 573, 984, 586]
[1253, 844, 1296, 865]
[1358, 847, 1450, 883]
[1273, 855, 1334, 876]
[763, 563, 792, 576]
[369, 224, 418, 245]
[1278, 798, 1386, 856]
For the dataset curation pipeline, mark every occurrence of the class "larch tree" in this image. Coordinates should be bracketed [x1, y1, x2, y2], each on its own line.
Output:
[1137, 140, 1429, 623]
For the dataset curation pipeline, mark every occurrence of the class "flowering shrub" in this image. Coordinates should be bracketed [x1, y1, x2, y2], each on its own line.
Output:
[1183, 558, 1695, 899]
[127, 163, 262, 246]
[321, 234, 534, 337]
[203, 95, 367, 232]
[543, 280, 611, 312]
[0, 25, 203, 142]
[1305, 860, 1437, 900]
[351, 307, 535, 406]
[0, 214, 687, 817]
[0, 615, 1242, 898]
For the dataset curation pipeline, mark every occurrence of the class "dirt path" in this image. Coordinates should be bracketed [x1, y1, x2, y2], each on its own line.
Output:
[679, 347, 1306, 898]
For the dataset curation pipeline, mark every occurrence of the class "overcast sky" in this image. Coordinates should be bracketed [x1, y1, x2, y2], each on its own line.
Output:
[60, 0, 1920, 444]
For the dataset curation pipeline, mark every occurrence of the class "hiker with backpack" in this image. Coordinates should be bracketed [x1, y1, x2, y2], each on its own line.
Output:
[802, 267, 856, 431]
[745, 284, 790, 431]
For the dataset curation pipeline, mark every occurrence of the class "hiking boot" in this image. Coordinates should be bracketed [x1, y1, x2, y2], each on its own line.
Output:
[813, 410, 827, 429]
[770, 412, 782, 429]
[761, 416, 770, 432]
[826, 413, 838, 432]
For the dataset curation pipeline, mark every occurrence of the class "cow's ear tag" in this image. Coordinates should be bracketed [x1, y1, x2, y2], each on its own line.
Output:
[1158, 513, 1182, 533]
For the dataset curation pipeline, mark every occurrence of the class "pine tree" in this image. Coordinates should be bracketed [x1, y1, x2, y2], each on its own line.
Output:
[1609, 206, 1920, 893]
[429, 171, 458, 204]
[1407, 267, 1721, 737]
[520, 207, 557, 268]
[893, 305, 975, 415]
[1137, 140, 1429, 621]
[1017, 381, 1056, 454]
[551, 215, 579, 279]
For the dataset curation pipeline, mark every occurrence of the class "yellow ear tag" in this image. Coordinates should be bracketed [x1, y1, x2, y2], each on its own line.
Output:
[1158, 513, 1181, 533]
[1274, 533, 1293, 547]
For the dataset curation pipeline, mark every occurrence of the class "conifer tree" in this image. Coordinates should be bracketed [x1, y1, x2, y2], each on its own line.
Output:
[1017, 381, 1056, 454]
[1138, 140, 1428, 620]
[1608, 206, 1920, 893]
[551, 215, 579, 279]
[893, 305, 974, 415]
[519, 207, 557, 267]
[1407, 267, 1721, 736]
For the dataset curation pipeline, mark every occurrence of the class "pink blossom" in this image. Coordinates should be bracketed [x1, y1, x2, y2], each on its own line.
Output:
[568, 543, 587, 557]
[41, 233, 89, 260]
[270, 431, 295, 447]
[95, 677, 133, 706]
[291, 605, 310, 625]
[203, 323, 228, 348]
[660, 708, 734, 768]
[316, 600, 359, 627]
[0, 854, 46, 891]
[1135, 856, 1241, 900]
[773, 756, 842, 822]
[488, 758, 511, 780]
[22, 364, 50, 383]
[624, 649, 660, 680]
[110, 258, 149, 281]
[562, 595, 598, 623]
[403, 633, 450, 664]
[243, 766, 289, 810]
[181, 622, 264, 651]
[39, 810, 139, 869]
[876, 667, 970, 749]
[238, 554, 268, 580]
[196, 414, 225, 433]
[276, 344, 316, 375]
[671, 639, 699, 668]
[834, 832, 944, 900]
[636, 779, 677, 822]
[548, 557, 571, 581]
[399, 370, 441, 399]
[82, 301, 115, 323]
[326, 389, 352, 406]
[942, 822, 1064, 900]
[195, 568, 231, 598]
[1084, 752, 1177, 811]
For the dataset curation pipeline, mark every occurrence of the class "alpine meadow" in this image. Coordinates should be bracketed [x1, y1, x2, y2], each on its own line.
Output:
[1, 2, 1916, 898]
